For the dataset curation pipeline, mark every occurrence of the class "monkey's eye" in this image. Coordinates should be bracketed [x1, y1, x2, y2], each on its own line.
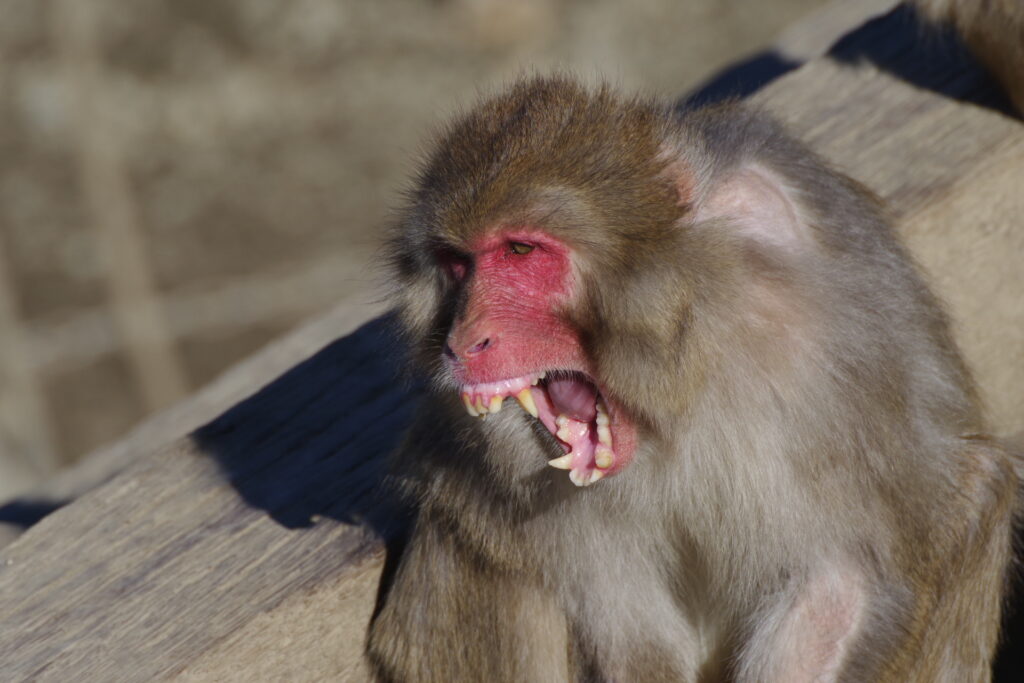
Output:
[509, 242, 535, 255]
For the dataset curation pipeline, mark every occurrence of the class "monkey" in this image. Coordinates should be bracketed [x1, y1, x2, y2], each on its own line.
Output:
[364, 76, 1018, 681]
[915, 0, 1024, 112]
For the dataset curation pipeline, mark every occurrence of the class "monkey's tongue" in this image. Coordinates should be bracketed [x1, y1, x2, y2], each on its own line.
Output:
[545, 377, 598, 422]
[529, 382, 612, 487]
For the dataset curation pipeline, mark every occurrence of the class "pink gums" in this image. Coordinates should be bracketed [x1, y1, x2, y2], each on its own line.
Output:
[531, 384, 604, 484]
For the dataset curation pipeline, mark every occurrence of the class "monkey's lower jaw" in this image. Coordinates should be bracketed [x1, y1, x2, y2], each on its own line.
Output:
[461, 371, 632, 486]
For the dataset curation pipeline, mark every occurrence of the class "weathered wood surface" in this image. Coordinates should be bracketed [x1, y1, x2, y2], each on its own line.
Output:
[2, 7, 1023, 681]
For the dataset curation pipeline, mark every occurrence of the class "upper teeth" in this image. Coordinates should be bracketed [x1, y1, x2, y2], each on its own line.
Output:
[460, 374, 543, 418]
[460, 373, 616, 487]
[516, 389, 538, 417]
[462, 393, 479, 417]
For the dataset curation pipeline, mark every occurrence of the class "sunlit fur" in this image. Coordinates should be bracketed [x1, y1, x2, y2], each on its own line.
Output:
[369, 76, 1018, 682]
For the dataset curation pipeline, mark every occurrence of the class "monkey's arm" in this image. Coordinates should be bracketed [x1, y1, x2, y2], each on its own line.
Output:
[739, 438, 1017, 683]
[892, 439, 1017, 683]
[366, 511, 569, 683]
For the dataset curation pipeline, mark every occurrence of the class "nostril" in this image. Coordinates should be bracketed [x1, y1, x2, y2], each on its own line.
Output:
[443, 342, 457, 360]
[466, 337, 491, 355]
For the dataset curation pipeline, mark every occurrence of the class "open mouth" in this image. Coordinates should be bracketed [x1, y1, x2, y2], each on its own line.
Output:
[461, 371, 616, 487]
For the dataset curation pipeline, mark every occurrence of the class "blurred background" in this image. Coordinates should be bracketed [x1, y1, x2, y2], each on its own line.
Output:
[0, 0, 842, 499]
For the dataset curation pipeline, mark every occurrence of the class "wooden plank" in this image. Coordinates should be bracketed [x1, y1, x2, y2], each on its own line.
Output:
[900, 155, 1024, 434]
[0, 316, 407, 681]
[1, 8, 1023, 681]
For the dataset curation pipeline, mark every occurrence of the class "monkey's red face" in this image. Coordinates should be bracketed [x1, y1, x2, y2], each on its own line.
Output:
[443, 230, 637, 487]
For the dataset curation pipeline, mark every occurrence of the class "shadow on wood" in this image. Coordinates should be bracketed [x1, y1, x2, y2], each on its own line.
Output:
[682, 52, 801, 108]
[683, 4, 1017, 117]
[192, 314, 414, 542]
[828, 4, 1016, 116]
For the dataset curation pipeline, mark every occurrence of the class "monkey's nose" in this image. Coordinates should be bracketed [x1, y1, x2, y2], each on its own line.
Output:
[465, 337, 492, 355]
[447, 334, 493, 361]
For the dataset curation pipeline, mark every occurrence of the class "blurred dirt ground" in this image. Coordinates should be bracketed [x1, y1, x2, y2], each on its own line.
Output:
[0, 0, 828, 498]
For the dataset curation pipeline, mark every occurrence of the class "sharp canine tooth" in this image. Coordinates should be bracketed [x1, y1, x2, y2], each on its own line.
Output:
[569, 469, 585, 486]
[516, 389, 538, 418]
[463, 393, 478, 417]
[548, 454, 573, 470]
[489, 396, 503, 414]
[595, 447, 613, 469]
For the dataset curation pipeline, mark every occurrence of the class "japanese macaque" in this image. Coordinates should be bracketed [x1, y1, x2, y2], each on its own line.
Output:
[365, 77, 1019, 681]
[917, 0, 1024, 112]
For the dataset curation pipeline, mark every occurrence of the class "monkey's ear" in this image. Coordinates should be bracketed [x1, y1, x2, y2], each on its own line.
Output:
[691, 164, 812, 254]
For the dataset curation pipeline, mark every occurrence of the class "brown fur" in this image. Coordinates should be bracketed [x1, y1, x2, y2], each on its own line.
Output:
[367, 76, 1018, 681]
[917, 0, 1024, 112]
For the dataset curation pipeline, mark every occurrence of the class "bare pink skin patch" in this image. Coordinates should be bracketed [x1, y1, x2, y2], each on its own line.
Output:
[740, 564, 867, 682]
[449, 229, 637, 486]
